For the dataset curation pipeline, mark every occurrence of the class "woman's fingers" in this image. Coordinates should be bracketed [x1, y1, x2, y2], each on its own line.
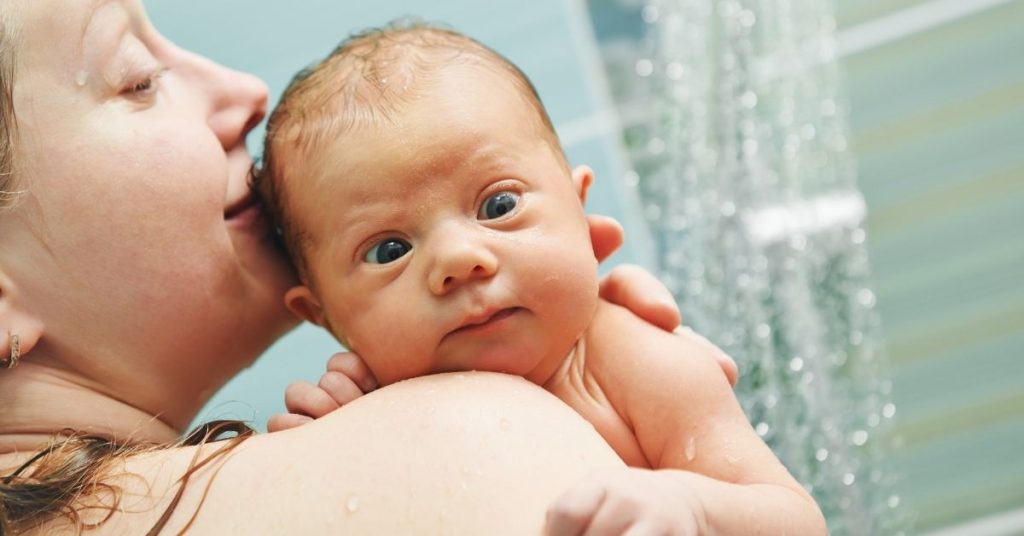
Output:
[585, 214, 624, 263]
[325, 351, 378, 393]
[599, 264, 681, 332]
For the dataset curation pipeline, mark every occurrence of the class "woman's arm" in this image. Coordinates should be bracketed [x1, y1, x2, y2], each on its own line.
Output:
[52, 373, 623, 535]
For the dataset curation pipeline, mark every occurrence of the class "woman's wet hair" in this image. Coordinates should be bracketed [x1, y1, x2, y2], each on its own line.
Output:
[254, 20, 568, 281]
[0, 422, 254, 535]
[0, 13, 21, 212]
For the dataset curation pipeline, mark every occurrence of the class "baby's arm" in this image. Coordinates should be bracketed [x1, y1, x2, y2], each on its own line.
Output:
[549, 301, 826, 535]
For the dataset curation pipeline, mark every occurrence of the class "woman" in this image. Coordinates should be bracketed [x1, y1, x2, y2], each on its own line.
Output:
[0, 1, 735, 534]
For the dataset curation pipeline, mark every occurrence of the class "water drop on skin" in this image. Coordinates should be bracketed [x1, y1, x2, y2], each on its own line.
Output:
[75, 70, 88, 86]
[684, 437, 697, 461]
[346, 496, 360, 513]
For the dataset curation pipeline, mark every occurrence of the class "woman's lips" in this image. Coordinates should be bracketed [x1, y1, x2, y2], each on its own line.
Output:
[224, 193, 273, 237]
[224, 192, 258, 220]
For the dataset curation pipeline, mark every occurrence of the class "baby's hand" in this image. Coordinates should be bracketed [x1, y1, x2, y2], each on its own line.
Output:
[546, 467, 706, 536]
[266, 351, 378, 432]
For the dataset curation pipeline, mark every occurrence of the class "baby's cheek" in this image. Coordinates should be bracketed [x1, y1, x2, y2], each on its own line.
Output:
[340, 298, 432, 385]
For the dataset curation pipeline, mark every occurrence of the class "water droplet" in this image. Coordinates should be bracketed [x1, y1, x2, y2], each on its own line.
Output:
[852, 430, 868, 446]
[75, 70, 88, 86]
[346, 496, 360, 513]
[842, 473, 856, 486]
[740, 90, 758, 108]
[815, 448, 829, 462]
[755, 422, 770, 437]
[789, 357, 804, 372]
[635, 59, 654, 77]
[789, 234, 807, 251]
[665, 62, 684, 80]
[888, 495, 901, 508]
[624, 170, 640, 187]
[882, 403, 896, 418]
[851, 228, 866, 244]
[867, 413, 881, 427]
[738, 10, 756, 27]
[858, 288, 876, 308]
[641, 5, 660, 23]
[685, 437, 697, 461]
[647, 137, 666, 155]
[720, 201, 736, 217]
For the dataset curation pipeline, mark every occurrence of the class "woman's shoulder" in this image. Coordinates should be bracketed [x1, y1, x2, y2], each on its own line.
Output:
[48, 372, 622, 535]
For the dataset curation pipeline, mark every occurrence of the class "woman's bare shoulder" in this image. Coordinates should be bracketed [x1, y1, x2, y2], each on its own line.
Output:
[60, 372, 622, 535]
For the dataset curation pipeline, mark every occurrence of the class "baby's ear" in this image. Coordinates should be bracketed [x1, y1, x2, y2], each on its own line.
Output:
[571, 165, 594, 205]
[284, 285, 326, 326]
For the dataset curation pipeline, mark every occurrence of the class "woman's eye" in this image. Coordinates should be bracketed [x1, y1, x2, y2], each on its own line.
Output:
[122, 68, 166, 98]
[129, 78, 154, 93]
[364, 238, 412, 264]
[478, 191, 520, 220]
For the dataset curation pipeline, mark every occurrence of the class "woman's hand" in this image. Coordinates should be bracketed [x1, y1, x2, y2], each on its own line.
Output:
[588, 214, 738, 385]
[546, 467, 706, 536]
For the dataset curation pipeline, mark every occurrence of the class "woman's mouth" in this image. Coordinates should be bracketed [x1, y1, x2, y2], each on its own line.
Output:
[224, 192, 273, 238]
[224, 192, 259, 220]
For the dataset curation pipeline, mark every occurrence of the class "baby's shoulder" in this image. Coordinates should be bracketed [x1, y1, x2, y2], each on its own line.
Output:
[582, 300, 730, 390]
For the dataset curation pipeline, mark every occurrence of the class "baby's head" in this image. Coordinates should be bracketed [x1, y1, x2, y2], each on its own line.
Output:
[256, 22, 600, 386]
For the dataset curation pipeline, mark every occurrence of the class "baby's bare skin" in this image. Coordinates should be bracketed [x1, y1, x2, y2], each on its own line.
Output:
[261, 26, 824, 534]
[545, 301, 823, 533]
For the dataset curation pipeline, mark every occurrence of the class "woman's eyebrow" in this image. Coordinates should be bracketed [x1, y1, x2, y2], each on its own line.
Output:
[79, 0, 129, 63]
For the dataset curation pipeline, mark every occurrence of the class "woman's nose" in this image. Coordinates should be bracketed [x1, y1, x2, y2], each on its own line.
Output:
[207, 66, 269, 150]
[177, 47, 269, 150]
[428, 236, 499, 296]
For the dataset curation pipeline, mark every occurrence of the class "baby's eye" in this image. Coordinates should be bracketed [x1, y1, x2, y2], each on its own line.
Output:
[364, 238, 412, 264]
[477, 191, 520, 220]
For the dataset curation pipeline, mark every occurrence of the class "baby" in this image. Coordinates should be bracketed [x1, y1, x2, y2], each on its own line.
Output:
[255, 23, 825, 535]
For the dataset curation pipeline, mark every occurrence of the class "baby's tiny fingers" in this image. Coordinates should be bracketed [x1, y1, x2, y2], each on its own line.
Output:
[326, 351, 378, 392]
[546, 481, 607, 536]
[283, 380, 340, 419]
[319, 371, 365, 406]
[621, 520, 670, 536]
[267, 413, 313, 433]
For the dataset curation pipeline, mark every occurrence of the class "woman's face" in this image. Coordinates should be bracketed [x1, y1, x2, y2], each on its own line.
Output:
[1, 1, 296, 426]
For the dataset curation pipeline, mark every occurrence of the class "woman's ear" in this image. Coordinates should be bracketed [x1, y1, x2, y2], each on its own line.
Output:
[571, 165, 594, 205]
[0, 270, 44, 364]
[284, 285, 326, 327]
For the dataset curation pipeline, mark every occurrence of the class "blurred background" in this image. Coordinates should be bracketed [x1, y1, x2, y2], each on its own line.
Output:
[149, 0, 1023, 534]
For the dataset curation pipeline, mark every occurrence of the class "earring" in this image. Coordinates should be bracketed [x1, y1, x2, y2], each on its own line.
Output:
[2, 332, 18, 369]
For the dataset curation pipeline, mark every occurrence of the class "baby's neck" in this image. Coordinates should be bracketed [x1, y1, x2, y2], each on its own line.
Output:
[538, 336, 588, 391]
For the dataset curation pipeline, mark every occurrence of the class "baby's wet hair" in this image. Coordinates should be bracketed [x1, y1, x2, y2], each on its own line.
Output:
[254, 19, 567, 282]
